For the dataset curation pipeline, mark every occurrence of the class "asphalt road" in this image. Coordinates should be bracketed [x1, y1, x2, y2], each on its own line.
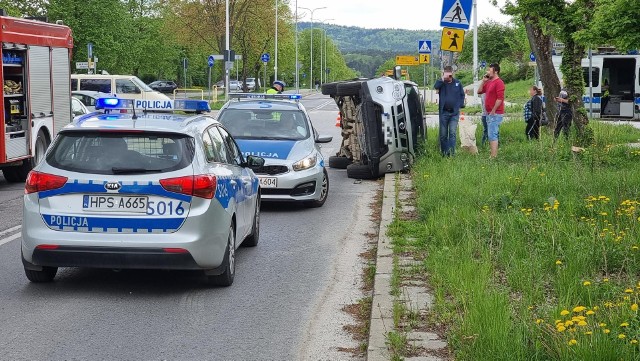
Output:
[0, 92, 377, 360]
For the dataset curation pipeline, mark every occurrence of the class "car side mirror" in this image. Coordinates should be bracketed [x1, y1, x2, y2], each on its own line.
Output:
[393, 65, 402, 80]
[245, 155, 265, 168]
[315, 135, 333, 144]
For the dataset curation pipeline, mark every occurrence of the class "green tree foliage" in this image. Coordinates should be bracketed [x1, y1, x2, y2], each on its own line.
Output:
[575, 0, 640, 51]
[458, 21, 521, 65]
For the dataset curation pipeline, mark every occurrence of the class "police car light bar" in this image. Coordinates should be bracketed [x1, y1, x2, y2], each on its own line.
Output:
[95, 97, 211, 113]
[228, 93, 302, 101]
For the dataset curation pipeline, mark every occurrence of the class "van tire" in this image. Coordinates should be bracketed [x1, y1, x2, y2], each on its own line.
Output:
[346, 163, 377, 180]
[328, 156, 352, 169]
[321, 82, 340, 96]
[336, 81, 363, 96]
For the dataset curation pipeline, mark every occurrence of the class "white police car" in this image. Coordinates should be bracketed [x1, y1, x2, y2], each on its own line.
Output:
[21, 98, 263, 287]
[217, 94, 332, 207]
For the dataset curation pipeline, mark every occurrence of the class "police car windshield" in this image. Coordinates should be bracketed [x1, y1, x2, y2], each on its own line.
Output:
[46, 131, 195, 175]
[131, 77, 153, 92]
[219, 109, 309, 141]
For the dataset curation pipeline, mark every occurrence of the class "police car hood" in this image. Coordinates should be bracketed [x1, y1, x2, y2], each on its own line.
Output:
[235, 138, 313, 161]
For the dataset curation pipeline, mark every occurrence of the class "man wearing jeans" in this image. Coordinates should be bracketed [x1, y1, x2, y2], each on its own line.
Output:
[477, 63, 505, 158]
[434, 66, 466, 156]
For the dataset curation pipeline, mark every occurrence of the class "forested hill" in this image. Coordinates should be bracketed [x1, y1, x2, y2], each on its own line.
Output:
[298, 22, 440, 77]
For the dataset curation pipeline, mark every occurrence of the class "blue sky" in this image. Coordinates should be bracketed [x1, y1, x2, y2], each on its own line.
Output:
[289, 0, 512, 30]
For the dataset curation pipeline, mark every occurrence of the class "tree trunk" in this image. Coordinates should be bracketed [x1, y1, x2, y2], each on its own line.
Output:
[524, 16, 560, 129]
[560, 38, 588, 137]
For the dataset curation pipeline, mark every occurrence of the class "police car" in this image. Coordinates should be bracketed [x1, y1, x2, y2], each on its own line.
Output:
[217, 94, 332, 207]
[21, 98, 263, 287]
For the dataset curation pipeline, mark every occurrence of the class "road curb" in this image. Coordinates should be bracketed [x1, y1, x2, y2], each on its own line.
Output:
[367, 173, 396, 361]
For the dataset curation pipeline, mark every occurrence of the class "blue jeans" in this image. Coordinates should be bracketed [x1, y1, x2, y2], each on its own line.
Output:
[439, 110, 459, 156]
[481, 115, 488, 146]
[486, 114, 503, 141]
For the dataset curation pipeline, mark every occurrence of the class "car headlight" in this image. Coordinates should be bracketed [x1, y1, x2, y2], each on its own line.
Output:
[292, 153, 317, 171]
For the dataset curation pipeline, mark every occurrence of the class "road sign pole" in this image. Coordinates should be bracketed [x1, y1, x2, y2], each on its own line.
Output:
[472, 0, 479, 104]
[264, 62, 267, 93]
[208, 67, 212, 101]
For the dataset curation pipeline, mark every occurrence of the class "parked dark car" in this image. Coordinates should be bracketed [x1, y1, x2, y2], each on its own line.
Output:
[148, 80, 178, 93]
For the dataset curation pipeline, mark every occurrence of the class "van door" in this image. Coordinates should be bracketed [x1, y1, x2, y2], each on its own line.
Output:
[581, 56, 602, 117]
[602, 56, 636, 118]
[635, 58, 640, 119]
[114, 78, 143, 101]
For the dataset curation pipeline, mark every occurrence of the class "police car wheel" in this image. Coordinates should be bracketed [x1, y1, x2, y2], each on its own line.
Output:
[346, 163, 377, 180]
[307, 169, 329, 208]
[336, 81, 363, 97]
[328, 155, 352, 169]
[24, 266, 58, 283]
[206, 223, 236, 287]
[243, 196, 260, 247]
[321, 82, 340, 96]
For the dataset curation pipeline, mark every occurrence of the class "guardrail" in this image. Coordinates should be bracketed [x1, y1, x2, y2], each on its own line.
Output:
[172, 88, 204, 101]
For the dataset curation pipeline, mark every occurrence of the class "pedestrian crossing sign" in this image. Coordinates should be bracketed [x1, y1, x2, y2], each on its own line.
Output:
[440, 27, 465, 53]
[440, 0, 472, 30]
[418, 40, 432, 54]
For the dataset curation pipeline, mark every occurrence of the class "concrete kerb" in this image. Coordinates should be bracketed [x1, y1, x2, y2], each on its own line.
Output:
[367, 173, 396, 361]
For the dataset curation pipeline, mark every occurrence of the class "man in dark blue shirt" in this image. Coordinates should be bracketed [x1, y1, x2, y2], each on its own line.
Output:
[434, 65, 466, 156]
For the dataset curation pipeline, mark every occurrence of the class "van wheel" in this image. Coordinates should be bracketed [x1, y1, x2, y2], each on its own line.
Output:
[336, 81, 363, 96]
[346, 163, 377, 180]
[328, 156, 352, 169]
[321, 82, 340, 96]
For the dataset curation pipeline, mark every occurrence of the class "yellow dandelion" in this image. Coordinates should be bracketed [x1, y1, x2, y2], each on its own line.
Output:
[625, 288, 634, 293]
[600, 212, 608, 216]
[557, 325, 566, 332]
[578, 321, 588, 327]
[560, 310, 570, 316]
[565, 320, 574, 327]
[633, 246, 639, 251]
[585, 331, 593, 335]
[604, 329, 611, 334]
[632, 304, 638, 311]
[619, 334, 627, 339]
[621, 322, 630, 327]
[555, 260, 562, 265]
[568, 339, 577, 346]
[593, 306, 599, 311]
[573, 306, 587, 313]
[555, 319, 562, 325]
[535, 319, 543, 324]
[632, 339, 639, 345]
[586, 310, 595, 315]
[583, 281, 591, 286]
[603, 278, 609, 282]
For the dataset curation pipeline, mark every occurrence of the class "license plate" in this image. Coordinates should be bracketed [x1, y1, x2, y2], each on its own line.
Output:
[258, 177, 277, 188]
[82, 195, 148, 212]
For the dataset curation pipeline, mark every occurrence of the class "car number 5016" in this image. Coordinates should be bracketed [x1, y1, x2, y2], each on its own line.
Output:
[259, 177, 277, 188]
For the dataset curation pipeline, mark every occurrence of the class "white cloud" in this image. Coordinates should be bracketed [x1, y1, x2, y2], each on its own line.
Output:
[288, 0, 512, 30]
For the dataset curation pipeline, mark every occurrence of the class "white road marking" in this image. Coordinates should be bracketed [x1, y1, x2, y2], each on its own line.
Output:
[0, 225, 21, 246]
[308, 100, 335, 112]
[0, 230, 21, 246]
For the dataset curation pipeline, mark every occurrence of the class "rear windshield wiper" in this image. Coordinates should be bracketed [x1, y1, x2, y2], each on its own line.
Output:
[111, 167, 164, 174]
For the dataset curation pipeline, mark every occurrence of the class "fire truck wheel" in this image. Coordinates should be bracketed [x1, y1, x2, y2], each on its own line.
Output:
[2, 167, 21, 183]
[16, 130, 48, 181]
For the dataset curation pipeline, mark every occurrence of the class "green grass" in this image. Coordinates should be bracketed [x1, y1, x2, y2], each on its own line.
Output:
[505, 78, 537, 104]
[389, 120, 640, 360]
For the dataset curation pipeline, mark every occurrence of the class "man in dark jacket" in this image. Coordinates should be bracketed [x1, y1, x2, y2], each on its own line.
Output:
[434, 66, 466, 156]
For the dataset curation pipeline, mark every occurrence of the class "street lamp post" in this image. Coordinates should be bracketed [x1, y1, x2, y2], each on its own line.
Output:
[299, 6, 326, 90]
[225, 0, 230, 101]
[317, 19, 334, 85]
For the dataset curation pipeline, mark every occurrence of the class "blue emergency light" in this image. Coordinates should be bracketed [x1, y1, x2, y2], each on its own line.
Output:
[94, 97, 210, 113]
[228, 93, 302, 101]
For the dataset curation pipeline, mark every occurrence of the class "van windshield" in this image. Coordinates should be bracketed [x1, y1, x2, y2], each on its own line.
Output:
[131, 77, 153, 92]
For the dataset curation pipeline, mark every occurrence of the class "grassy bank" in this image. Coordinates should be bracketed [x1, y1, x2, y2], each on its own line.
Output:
[389, 120, 640, 360]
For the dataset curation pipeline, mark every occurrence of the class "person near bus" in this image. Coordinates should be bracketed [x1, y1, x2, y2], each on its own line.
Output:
[554, 89, 572, 140]
[524, 86, 544, 140]
[266, 80, 284, 94]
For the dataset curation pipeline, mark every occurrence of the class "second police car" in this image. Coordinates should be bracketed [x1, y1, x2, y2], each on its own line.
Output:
[21, 98, 263, 287]
[217, 94, 332, 207]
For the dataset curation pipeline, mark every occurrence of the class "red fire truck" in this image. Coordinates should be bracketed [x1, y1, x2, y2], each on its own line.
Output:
[1, 12, 73, 182]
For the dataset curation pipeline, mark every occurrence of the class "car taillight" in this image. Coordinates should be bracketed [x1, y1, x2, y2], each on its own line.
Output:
[24, 171, 68, 194]
[160, 175, 216, 199]
[36, 244, 60, 250]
